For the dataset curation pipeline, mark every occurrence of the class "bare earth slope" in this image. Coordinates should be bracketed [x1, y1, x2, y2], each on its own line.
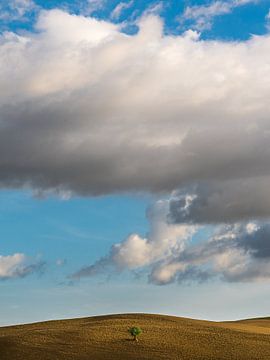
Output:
[1, 313, 270, 360]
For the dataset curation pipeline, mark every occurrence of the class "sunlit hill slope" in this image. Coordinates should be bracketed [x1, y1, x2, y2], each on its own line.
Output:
[1, 313, 270, 359]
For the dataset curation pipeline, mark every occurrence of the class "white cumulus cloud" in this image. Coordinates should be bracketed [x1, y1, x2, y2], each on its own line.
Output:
[72, 199, 196, 279]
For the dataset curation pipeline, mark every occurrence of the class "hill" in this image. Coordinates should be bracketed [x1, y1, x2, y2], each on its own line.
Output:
[1, 313, 270, 359]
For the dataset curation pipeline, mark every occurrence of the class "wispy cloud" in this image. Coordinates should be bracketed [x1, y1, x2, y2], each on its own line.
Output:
[143, 1, 164, 17]
[110, 1, 134, 21]
[180, 0, 260, 31]
[266, 9, 270, 30]
[86, 0, 106, 15]
[0, 0, 37, 22]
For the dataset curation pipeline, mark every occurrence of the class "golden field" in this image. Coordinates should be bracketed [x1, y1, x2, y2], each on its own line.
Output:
[1, 313, 270, 359]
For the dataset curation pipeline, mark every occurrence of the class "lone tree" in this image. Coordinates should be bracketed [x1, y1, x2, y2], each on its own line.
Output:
[128, 327, 142, 342]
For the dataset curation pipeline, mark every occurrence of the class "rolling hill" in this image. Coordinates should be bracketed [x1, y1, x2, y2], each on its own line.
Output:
[1, 313, 270, 359]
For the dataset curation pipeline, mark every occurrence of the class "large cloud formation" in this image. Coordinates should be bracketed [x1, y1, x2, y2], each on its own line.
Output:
[1, 9, 270, 197]
[2, 9, 270, 284]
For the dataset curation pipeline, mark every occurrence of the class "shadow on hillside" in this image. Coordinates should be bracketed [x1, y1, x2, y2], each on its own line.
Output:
[0, 336, 14, 357]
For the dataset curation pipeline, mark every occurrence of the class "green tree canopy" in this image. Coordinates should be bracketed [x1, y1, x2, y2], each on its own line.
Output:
[128, 327, 142, 341]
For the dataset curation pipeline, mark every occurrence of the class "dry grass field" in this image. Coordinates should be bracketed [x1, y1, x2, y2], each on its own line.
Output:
[1, 313, 270, 360]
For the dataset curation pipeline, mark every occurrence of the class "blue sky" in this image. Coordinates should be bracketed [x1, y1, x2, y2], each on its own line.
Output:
[1, 0, 270, 38]
[1, 0, 270, 325]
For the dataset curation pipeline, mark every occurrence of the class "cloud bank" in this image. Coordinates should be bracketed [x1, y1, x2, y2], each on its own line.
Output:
[2, 9, 270, 284]
[1, 10, 270, 199]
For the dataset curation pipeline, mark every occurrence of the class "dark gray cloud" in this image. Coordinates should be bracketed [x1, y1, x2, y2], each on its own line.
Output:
[1, 10, 270, 206]
[236, 224, 270, 258]
[168, 178, 270, 224]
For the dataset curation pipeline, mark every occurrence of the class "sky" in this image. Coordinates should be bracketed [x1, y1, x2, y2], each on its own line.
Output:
[1, 0, 270, 326]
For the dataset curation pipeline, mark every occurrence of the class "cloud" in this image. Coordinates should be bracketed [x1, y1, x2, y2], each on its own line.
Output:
[71, 181, 270, 285]
[1, 9, 270, 203]
[86, 0, 106, 15]
[0, 253, 45, 280]
[72, 199, 196, 279]
[180, 0, 260, 31]
[0, 0, 37, 22]
[149, 222, 270, 284]
[266, 9, 270, 30]
[56, 258, 67, 266]
[168, 178, 270, 224]
[3, 9, 270, 286]
[73, 199, 270, 285]
[110, 1, 133, 21]
[143, 2, 164, 16]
